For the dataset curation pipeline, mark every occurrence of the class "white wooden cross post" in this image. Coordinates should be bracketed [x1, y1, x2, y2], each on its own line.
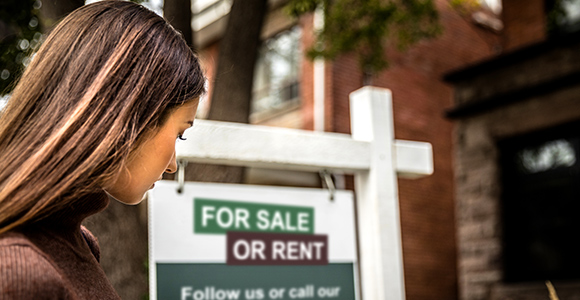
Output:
[176, 86, 433, 300]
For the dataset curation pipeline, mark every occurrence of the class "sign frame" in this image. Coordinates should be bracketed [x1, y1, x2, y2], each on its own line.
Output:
[149, 181, 360, 300]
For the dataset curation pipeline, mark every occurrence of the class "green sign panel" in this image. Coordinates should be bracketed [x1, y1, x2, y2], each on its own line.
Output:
[194, 198, 315, 235]
[157, 263, 355, 300]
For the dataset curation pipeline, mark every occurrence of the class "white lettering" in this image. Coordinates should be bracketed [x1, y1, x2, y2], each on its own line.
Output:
[235, 209, 250, 229]
[215, 290, 226, 300]
[193, 290, 204, 300]
[233, 240, 250, 260]
[317, 287, 341, 298]
[313, 242, 325, 259]
[297, 212, 309, 232]
[269, 288, 286, 299]
[181, 287, 192, 300]
[287, 241, 298, 260]
[272, 241, 285, 260]
[251, 240, 266, 260]
[300, 242, 312, 260]
[245, 289, 264, 299]
[256, 210, 269, 230]
[270, 211, 284, 230]
[285, 212, 296, 231]
[268, 240, 326, 260]
[225, 289, 241, 299]
[216, 207, 233, 228]
[201, 206, 215, 227]
[180, 287, 241, 300]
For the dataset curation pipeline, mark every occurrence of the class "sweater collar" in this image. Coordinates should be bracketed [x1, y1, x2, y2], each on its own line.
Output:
[39, 190, 110, 229]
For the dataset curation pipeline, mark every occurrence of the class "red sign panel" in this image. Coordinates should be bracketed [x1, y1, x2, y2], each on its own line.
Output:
[226, 231, 328, 265]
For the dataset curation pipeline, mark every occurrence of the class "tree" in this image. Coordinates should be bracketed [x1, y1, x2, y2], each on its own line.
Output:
[286, 0, 441, 83]
[181, 0, 269, 184]
[0, 0, 43, 94]
[39, 0, 85, 29]
[208, 0, 269, 123]
[163, 0, 193, 46]
[0, 0, 145, 95]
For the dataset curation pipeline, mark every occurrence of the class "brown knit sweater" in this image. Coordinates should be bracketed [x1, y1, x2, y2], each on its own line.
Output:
[0, 192, 121, 299]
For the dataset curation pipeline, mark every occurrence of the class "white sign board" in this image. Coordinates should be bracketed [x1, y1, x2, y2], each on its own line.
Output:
[149, 181, 359, 300]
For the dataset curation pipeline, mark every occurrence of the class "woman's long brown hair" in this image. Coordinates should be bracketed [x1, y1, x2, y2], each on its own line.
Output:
[0, 0, 205, 233]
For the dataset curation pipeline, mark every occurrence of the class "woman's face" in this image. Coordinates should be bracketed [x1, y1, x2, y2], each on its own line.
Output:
[105, 100, 198, 205]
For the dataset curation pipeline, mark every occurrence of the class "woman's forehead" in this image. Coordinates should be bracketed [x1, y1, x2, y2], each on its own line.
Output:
[172, 100, 198, 121]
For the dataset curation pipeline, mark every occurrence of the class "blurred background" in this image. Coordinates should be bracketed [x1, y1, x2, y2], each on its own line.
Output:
[2, 0, 580, 299]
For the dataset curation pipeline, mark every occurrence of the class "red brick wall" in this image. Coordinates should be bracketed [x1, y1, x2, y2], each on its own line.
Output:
[325, 0, 497, 299]
[501, 0, 546, 51]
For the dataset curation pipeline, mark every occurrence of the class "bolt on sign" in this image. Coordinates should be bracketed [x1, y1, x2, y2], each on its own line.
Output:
[149, 181, 359, 300]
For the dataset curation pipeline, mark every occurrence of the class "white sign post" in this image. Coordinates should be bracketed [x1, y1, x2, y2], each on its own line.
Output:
[155, 86, 433, 300]
[350, 88, 406, 300]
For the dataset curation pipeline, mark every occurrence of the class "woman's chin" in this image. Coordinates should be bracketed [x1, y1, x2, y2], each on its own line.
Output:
[104, 190, 146, 206]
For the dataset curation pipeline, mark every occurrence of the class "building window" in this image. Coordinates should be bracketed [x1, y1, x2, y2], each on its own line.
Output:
[499, 121, 580, 282]
[546, 0, 580, 35]
[251, 26, 302, 119]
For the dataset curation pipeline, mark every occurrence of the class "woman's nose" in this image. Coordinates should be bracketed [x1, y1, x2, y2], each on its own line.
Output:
[166, 151, 177, 174]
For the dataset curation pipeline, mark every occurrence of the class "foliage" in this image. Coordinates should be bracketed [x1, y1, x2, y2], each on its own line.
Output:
[449, 0, 481, 14]
[286, 0, 442, 74]
[0, 0, 43, 95]
[0, 0, 147, 96]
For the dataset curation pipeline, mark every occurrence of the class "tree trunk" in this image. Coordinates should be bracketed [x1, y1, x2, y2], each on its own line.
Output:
[0, 20, 13, 43]
[39, 0, 84, 31]
[182, 0, 268, 184]
[163, 0, 193, 47]
[208, 0, 268, 123]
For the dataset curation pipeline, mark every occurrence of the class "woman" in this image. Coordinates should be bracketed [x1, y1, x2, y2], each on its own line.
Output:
[0, 1, 205, 298]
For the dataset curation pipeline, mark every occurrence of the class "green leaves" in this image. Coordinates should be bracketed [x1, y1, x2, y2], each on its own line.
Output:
[0, 0, 145, 95]
[285, 0, 323, 16]
[0, 0, 43, 95]
[286, 0, 442, 74]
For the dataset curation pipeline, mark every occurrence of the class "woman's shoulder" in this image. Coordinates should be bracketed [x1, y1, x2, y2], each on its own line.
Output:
[0, 232, 76, 299]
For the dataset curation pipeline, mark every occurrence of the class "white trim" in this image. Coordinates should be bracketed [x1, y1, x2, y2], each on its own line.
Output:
[313, 7, 325, 132]
[177, 119, 433, 177]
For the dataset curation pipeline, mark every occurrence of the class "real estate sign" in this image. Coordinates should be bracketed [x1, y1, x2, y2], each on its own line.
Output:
[149, 181, 359, 300]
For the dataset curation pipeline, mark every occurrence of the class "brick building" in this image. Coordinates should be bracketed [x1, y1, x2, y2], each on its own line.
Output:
[445, 0, 580, 299]
[193, 0, 499, 298]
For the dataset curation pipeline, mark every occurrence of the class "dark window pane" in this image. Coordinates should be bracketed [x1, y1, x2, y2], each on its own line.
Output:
[499, 121, 580, 282]
[251, 27, 302, 115]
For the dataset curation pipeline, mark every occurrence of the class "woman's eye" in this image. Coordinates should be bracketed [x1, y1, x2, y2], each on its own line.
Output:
[177, 134, 187, 141]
